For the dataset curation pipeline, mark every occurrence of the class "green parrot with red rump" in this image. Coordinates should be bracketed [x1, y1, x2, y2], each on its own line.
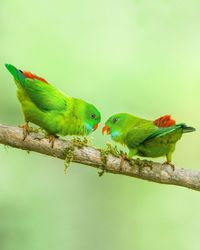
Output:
[5, 64, 101, 146]
[102, 113, 195, 166]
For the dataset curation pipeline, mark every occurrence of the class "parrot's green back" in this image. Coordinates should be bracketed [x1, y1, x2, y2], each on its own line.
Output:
[5, 64, 101, 136]
[104, 113, 195, 162]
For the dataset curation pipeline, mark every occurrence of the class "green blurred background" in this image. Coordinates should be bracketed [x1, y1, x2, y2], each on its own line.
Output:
[0, 0, 200, 249]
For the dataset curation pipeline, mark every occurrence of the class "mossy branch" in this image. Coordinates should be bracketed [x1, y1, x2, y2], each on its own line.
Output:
[0, 123, 199, 191]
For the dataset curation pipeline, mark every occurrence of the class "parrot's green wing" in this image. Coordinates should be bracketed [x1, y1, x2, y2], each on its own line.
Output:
[145, 125, 180, 140]
[23, 78, 68, 112]
[144, 124, 194, 143]
[5, 63, 68, 112]
[125, 123, 158, 148]
[126, 124, 186, 148]
[125, 124, 184, 148]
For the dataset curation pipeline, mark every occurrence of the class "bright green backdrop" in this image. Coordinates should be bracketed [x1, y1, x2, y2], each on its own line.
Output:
[0, 1, 200, 250]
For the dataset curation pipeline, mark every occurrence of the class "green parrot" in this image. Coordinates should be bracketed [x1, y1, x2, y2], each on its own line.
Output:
[102, 113, 195, 166]
[5, 64, 101, 146]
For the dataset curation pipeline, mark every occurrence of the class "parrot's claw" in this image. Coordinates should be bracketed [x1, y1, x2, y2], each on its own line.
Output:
[48, 134, 58, 148]
[162, 161, 175, 171]
[19, 122, 30, 141]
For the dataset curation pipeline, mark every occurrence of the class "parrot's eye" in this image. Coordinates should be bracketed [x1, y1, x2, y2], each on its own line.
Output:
[91, 113, 96, 119]
[112, 117, 118, 123]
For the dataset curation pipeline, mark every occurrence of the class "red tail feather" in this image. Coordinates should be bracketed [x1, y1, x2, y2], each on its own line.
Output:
[23, 71, 48, 84]
[154, 115, 176, 128]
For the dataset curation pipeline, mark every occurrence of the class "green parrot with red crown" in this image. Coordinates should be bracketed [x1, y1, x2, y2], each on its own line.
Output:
[102, 113, 195, 167]
[5, 64, 101, 146]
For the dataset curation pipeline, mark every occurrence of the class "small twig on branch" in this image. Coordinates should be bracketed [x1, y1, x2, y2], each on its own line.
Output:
[0, 123, 199, 192]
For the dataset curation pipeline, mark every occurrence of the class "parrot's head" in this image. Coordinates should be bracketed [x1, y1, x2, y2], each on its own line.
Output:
[74, 99, 101, 134]
[102, 113, 134, 141]
[84, 103, 101, 133]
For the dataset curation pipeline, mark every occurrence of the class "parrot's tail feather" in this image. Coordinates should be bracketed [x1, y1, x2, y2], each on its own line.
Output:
[180, 124, 196, 133]
[5, 64, 20, 82]
[5, 64, 26, 88]
[154, 115, 176, 128]
[5, 64, 49, 85]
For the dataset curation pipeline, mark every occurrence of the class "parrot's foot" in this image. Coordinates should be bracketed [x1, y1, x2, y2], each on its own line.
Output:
[162, 161, 175, 171]
[19, 122, 30, 141]
[48, 134, 58, 148]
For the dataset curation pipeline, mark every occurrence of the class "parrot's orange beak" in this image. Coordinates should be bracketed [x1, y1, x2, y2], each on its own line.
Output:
[93, 123, 99, 131]
[102, 125, 110, 135]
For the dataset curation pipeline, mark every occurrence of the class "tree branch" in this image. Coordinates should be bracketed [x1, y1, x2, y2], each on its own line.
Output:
[0, 123, 199, 191]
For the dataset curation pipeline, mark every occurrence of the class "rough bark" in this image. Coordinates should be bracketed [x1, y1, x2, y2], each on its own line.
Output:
[0, 124, 199, 191]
